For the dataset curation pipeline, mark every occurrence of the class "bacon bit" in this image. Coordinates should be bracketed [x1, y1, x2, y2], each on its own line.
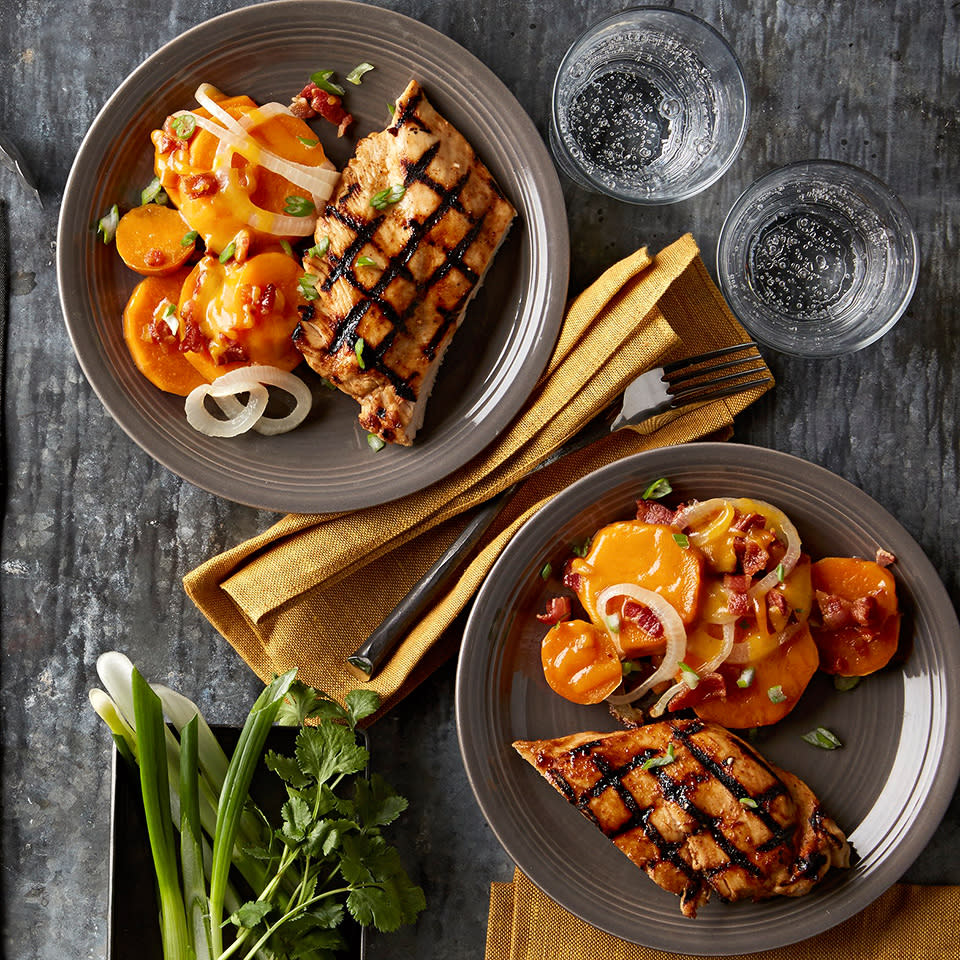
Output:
[536, 596, 572, 625]
[621, 600, 664, 638]
[732, 511, 766, 532]
[635, 500, 676, 525]
[181, 173, 218, 199]
[738, 540, 770, 577]
[562, 565, 582, 593]
[144, 248, 167, 267]
[816, 590, 854, 630]
[147, 315, 177, 345]
[219, 340, 249, 364]
[728, 590, 752, 618]
[667, 672, 726, 712]
[876, 547, 896, 568]
[724, 573, 751, 593]
[766, 588, 788, 616]
[178, 315, 205, 354]
[291, 82, 355, 137]
[852, 595, 881, 626]
[155, 133, 179, 154]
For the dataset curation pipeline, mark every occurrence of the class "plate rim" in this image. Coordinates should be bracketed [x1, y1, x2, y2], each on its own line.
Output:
[56, 0, 569, 513]
[456, 441, 960, 954]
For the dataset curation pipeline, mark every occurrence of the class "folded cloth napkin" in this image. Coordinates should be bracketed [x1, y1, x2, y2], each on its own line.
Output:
[184, 233, 773, 712]
[487, 868, 960, 959]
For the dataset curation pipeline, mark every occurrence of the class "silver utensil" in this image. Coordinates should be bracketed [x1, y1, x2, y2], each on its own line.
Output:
[346, 341, 771, 680]
[0, 131, 42, 207]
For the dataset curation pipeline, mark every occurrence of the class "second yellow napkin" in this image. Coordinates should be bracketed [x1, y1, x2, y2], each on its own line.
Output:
[184, 234, 772, 711]
[487, 868, 960, 960]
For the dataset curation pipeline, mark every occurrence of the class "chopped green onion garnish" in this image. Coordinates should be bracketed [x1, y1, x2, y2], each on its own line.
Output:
[355, 337, 366, 369]
[141, 177, 168, 206]
[170, 113, 196, 139]
[736, 666, 755, 689]
[605, 613, 620, 634]
[622, 660, 642, 677]
[297, 136, 319, 147]
[284, 195, 316, 217]
[387, 102, 396, 116]
[642, 477, 672, 500]
[540, 563, 552, 580]
[180, 229, 198, 247]
[298, 275, 319, 300]
[319, 378, 336, 390]
[346, 62, 375, 85]
[308, 237, 330, 258]
[673, 533, 690, 548]
[739, 796, 758, 808]
[678, 661, 700, 689]
[367, 433, 385, 452]
[371, 184, 406, 210]
[97, 203, 119, 243]
[641, 743, 676, 771]
[356, 255, 377, 267]
[776, 562, 786, 583]
[218, 241, 236, 264]
[767, 684, 787, 704]
[833, 675, 861, 692]
[161, 303, 176, 319]
[570, 538, 592, 558]
[801, 726, 843, 750]
[279, 239, 294, 257]
[310, 69, 345, 96]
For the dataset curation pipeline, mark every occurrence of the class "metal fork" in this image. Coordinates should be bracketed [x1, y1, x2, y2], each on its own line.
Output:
[346, 342, 771, 680]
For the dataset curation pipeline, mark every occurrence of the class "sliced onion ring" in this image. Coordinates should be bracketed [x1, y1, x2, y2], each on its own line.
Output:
[185, 366, 312, 437]
[209, 366, 313, 436]
[649, 680, 688, 718]
[185, 381, 268, 437]
[599, 584, 687, 706]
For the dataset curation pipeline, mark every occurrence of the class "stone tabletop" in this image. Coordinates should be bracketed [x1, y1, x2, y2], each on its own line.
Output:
[1, 0, 958, 957]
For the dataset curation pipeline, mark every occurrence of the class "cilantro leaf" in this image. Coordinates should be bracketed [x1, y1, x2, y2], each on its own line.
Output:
[281, 794, 313, 843]
[264, 748, 311, 788]
[345, 689, 380, 728]
[353, 773, 409, 829]
[227, 899, 272, 928]
[277, 682, 348, 726]
[296, 723, 368, 785]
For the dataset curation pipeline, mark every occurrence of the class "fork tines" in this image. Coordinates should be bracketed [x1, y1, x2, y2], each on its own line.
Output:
[664, 342, 772, 406]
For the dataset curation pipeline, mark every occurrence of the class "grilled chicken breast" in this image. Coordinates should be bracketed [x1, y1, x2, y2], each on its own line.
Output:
[295, 80, 516, 445]
[513, 718, 850, 917]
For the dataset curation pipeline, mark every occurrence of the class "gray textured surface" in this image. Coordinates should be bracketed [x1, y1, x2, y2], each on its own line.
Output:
[1, 0, 957, 958]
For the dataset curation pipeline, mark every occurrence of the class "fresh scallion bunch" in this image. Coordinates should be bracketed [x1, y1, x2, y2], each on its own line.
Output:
[89, 652, 424, 960]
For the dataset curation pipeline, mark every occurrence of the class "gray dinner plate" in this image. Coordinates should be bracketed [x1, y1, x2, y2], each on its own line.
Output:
[456, 442, 960, 954]
[57, 0, 568, 513]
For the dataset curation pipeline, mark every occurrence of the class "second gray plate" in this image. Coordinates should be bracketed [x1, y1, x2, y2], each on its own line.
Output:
[57, 0, 568, 513]
[456, 443, 960, 954]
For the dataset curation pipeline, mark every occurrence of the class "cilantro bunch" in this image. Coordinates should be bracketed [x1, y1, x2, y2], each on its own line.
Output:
[229, 686, 426, 958]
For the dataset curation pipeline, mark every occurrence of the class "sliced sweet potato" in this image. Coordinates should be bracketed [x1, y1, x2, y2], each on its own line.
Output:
[122, 269, 207, 396]
[809, 557, 900, 676]
[115, 203, 196, 276]
[571, 521, 704, 631]
[541, 619, 623, 705]
[693, 623, 820, 728]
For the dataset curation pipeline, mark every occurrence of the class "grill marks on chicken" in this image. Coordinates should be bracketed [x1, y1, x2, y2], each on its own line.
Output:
[513, 719, 850, 917]
[294, 80, 516, 444]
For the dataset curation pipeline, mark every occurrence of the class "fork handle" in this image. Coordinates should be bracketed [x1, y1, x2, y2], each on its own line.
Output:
[345, 483, 517, 681]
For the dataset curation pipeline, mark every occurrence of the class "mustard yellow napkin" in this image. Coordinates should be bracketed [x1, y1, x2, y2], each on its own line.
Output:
[488, 868, 960, 959]
[183, 233, 773, 712]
